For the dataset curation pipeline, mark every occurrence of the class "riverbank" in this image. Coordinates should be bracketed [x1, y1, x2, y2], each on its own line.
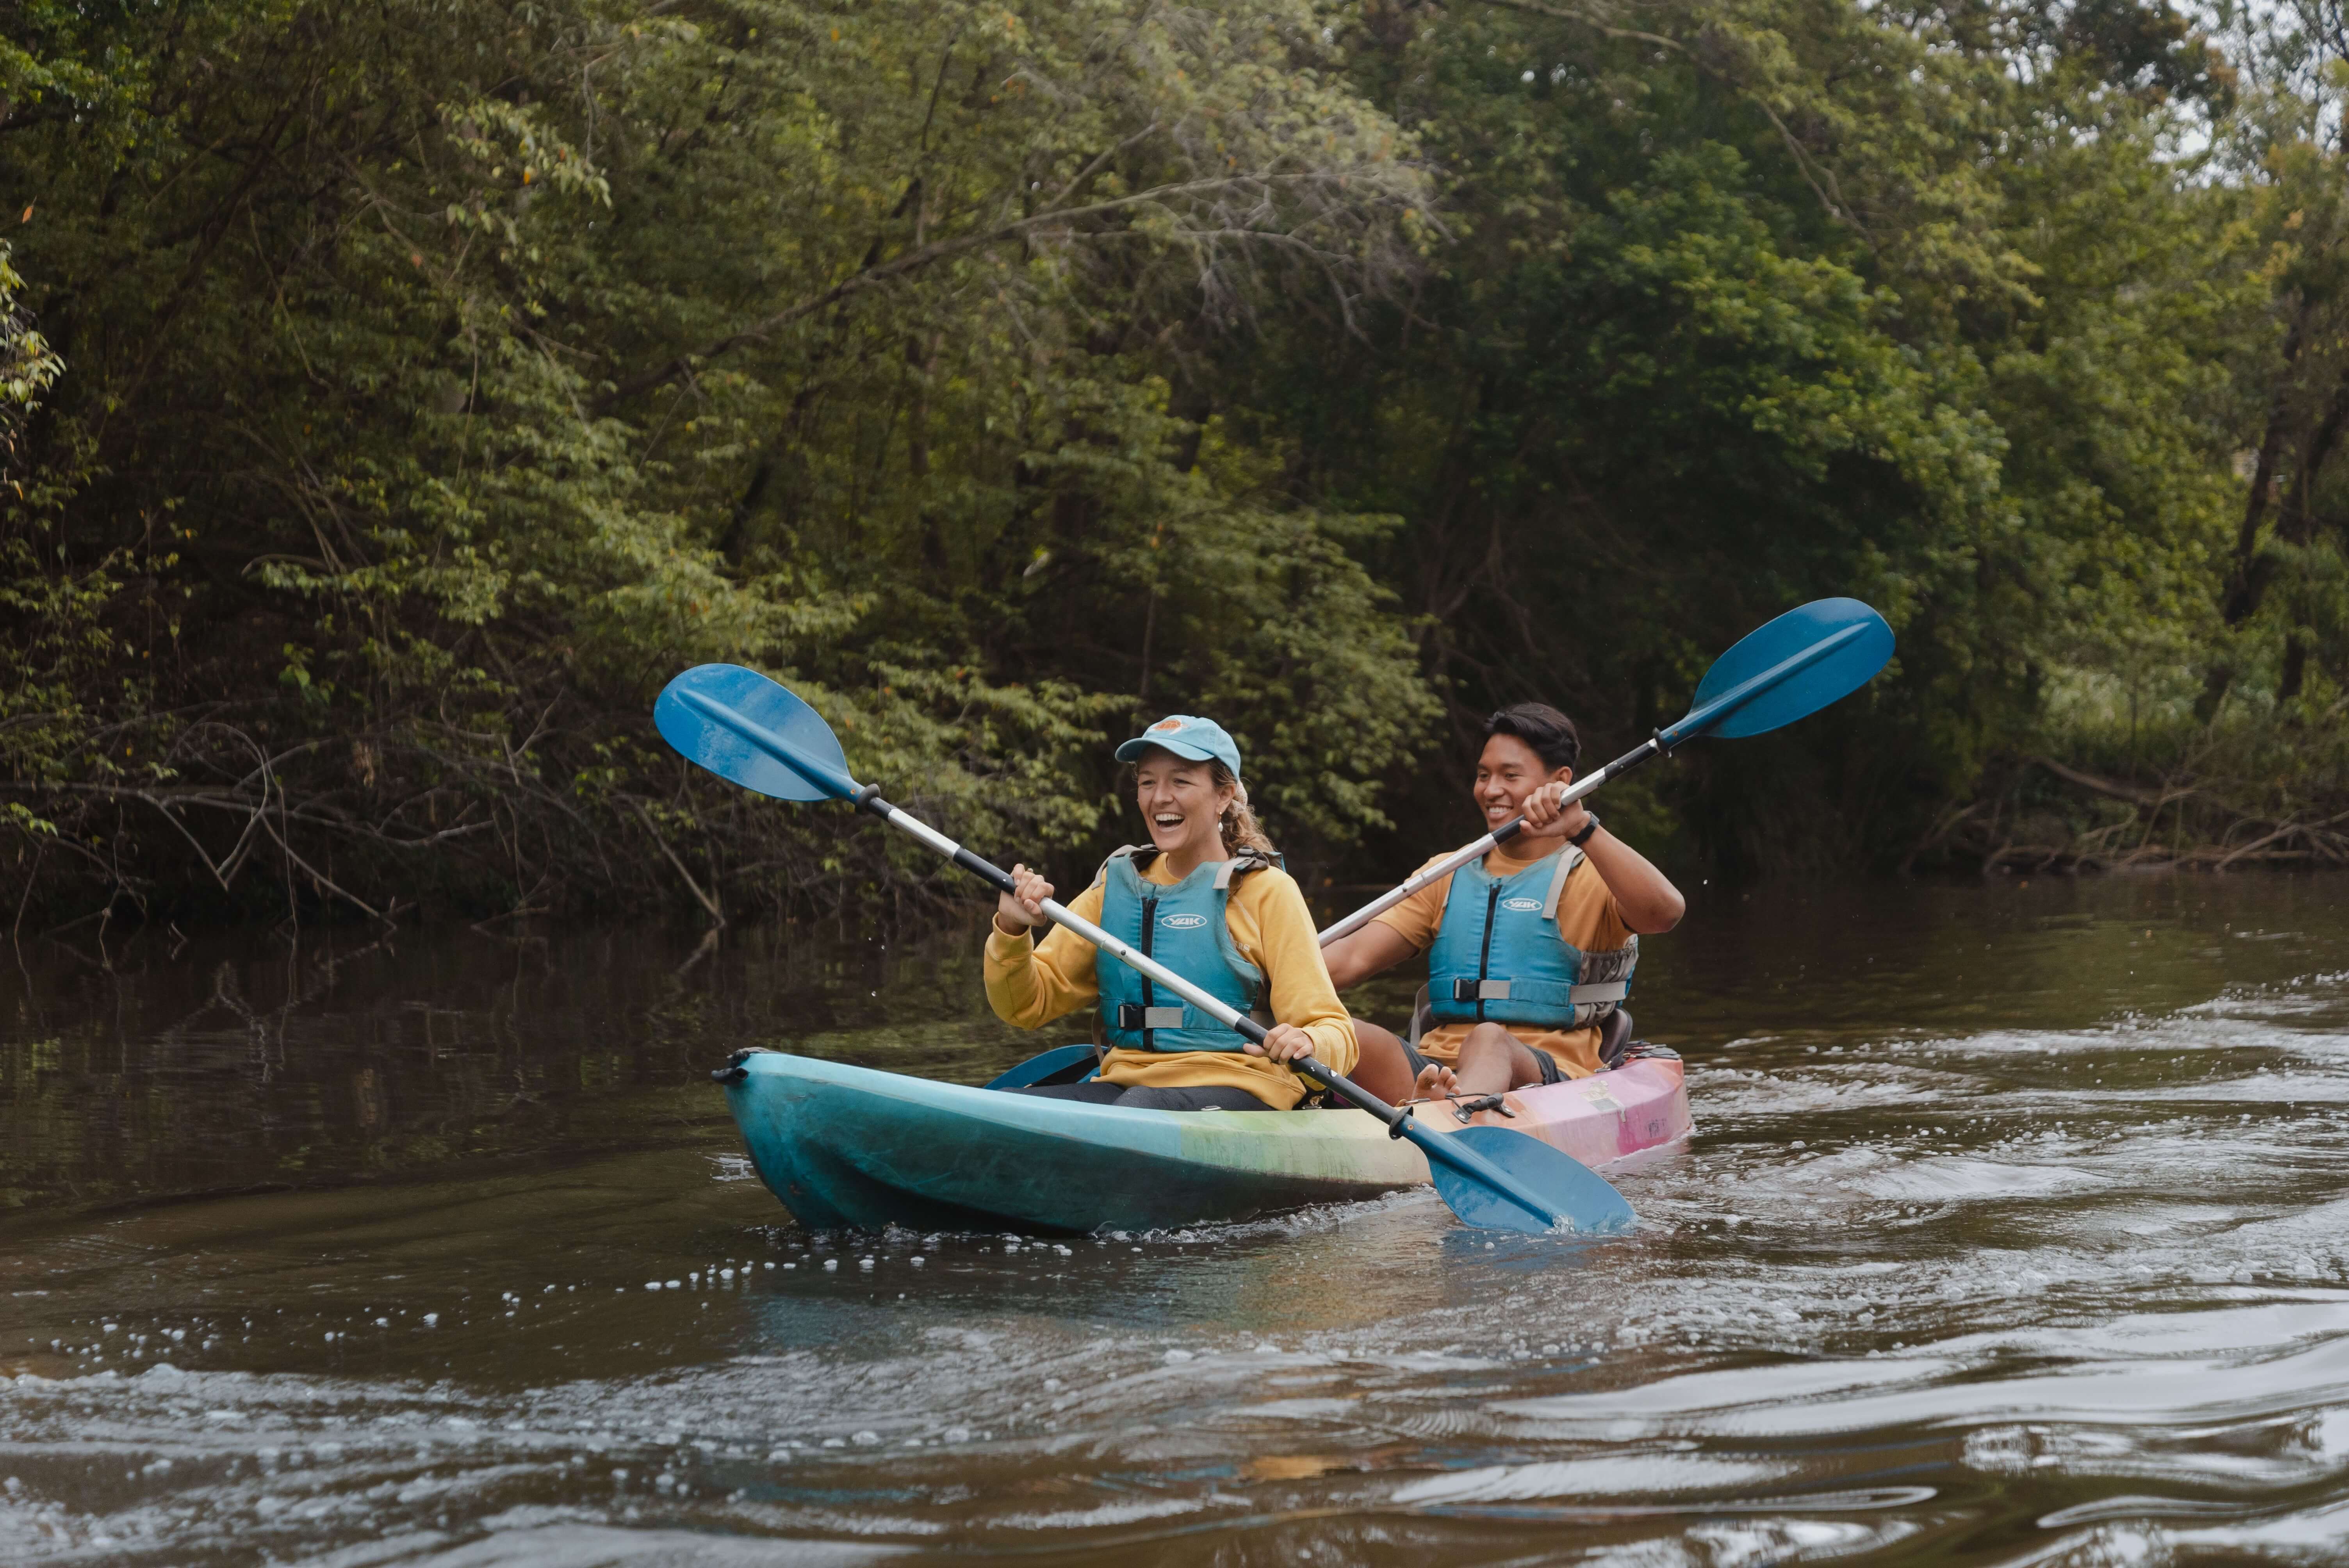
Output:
[1909, 745, 2349, 877]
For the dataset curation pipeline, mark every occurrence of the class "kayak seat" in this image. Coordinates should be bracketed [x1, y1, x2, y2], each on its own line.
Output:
[1404, 985, 1635, 1069]
[1596, 1009, 1634, 1068]
[982, 1043, 1102, 1091]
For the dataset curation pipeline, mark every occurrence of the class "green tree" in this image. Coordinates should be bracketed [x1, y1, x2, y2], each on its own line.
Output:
[1217, 0, 2262, 871]
[0, 0, 1438, 921]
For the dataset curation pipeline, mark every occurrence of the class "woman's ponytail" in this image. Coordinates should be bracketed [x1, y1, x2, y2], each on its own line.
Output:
[1210, 763, 1278, 857]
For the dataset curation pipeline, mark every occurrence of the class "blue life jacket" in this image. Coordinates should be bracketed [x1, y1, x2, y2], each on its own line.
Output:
[1093, 847, 1276, 1052]
[1425, 847, 1636, 1030]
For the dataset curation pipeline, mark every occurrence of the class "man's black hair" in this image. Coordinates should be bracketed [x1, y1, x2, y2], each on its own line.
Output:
[1483, 702, 1581, 772]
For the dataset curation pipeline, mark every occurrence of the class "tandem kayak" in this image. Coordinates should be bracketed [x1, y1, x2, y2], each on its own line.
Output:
[715, 1048, 1691, 1234]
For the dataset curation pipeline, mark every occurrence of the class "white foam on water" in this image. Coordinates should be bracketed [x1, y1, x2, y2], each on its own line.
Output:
[1393, 1452, 1789, 1503]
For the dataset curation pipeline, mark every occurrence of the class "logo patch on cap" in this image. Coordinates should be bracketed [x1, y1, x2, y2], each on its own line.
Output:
[1150, 718, 1182, 731]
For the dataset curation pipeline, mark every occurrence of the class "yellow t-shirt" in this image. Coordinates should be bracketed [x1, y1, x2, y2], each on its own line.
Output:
[983, 857, 1356, 1109]
[1371, 843, 1634, 1077]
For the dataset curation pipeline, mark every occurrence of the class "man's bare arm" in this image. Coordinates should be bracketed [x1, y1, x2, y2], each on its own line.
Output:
[1321, 921, 1420, 990]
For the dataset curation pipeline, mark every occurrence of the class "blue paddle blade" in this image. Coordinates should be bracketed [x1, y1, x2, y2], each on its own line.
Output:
[1426, 1125, 1636, 1235]
[1666, 597, 1893, 745]
[654, 664, 857, 802]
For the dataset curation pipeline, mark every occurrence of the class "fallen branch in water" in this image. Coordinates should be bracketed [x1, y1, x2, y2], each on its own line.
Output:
[0, 699, 989, 929]
[1931, 755, 2349, 876]
[2025, 756, 2172, 807]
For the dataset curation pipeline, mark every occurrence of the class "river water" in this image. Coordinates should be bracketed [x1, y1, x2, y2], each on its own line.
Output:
[5, 873, 2349, 1564]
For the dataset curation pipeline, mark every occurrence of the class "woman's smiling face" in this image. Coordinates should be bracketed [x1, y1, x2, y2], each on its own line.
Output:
[1134, 748, 1234, 859]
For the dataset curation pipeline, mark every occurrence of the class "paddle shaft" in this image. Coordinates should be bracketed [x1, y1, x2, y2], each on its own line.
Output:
[1315, 618, 1876, 946]
[665, 684, 1307, 1018]
[1316, 736, 1657, 946]
[846, 788, 1580, 1226]
[864, 785, 1356, 1091]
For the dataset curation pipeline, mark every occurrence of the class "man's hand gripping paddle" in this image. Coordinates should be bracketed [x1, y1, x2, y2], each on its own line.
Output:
[653, 664, 1632, 1237]
[1318, 597, 1896, 945]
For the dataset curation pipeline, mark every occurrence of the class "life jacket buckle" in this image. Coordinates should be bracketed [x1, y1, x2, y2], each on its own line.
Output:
[1449, 978, 1511, 1002]
[1117, 1003, 1186, 1031]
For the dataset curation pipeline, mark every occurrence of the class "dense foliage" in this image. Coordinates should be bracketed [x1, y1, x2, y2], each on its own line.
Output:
[1, 0, 2342, 924]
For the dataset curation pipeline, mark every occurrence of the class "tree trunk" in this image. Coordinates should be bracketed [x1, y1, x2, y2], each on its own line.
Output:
[2269, 362, 2349, 704]
[2201, 301, 2313, 720]
[2221, 305, 2310, 625]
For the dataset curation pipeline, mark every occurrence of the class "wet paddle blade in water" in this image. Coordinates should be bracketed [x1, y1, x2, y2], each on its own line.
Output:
[1429, 1124, 1638, 1234]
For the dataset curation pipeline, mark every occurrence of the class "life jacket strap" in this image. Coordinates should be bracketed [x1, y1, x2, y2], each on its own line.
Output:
[1445, 976, 1626, 1009]
[1214, 851, 1276, 889]
[1540, 846, 1583, 920]
[1118, 1004, 1187, 1030]
[1097, 846, 1278, 889]
[1094, 843, 1160, 885]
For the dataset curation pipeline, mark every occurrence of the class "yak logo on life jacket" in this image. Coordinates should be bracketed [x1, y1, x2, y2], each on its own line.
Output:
[1159, 912, 1210, 930]
[1500, 897, 1543, 912]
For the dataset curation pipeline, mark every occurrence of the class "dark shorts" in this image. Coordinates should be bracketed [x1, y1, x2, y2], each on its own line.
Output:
[1402, 1035, 1563, 1086]
[1008, 1081, 1276, 1112]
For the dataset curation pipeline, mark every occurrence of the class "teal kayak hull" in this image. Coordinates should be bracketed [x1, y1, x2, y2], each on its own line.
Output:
[721, 1051, 1691, 1235]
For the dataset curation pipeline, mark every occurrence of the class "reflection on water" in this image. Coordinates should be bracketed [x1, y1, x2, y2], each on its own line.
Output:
[5, 874, 2349, 1564]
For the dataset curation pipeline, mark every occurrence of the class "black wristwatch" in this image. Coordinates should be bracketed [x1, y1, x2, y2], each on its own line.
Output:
[1567, 811, 1602, 848]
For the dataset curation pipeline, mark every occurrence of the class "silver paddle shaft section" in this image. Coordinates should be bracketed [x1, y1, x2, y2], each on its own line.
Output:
[874, 800, 1437, 1133]
[1315, 740, 1657, 946]
[877, 804, 1262, 1043]
[1315, 618, 1877, 947]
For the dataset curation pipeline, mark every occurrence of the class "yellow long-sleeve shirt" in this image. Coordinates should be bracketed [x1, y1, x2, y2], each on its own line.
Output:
[982, 857, 1357, 1110]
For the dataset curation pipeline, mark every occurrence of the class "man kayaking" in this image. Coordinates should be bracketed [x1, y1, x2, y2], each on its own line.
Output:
[986, 715, 1360, 1110]
[1326, 702, 1686, 1101]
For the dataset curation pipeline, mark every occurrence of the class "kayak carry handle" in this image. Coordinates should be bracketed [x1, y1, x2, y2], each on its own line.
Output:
[713, 1046, 775, 1084]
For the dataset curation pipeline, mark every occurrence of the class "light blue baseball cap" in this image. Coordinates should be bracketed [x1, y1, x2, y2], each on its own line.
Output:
[1115, 715, 1242, 782]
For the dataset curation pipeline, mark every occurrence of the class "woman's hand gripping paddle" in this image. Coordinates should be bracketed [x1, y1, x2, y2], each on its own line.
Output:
[1319, 597, 1895, 945]
[653, 666, 1633, 1237]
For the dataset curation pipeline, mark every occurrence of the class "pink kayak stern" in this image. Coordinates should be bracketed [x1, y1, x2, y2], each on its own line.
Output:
[1430, 1053, 1691, 1170]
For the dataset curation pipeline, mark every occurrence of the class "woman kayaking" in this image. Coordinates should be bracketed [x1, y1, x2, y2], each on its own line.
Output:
[1323, 702, 1686, 1101]
[986, 715, 1364, 1110]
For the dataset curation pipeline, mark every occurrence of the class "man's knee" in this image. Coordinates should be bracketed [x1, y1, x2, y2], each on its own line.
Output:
[1460, 1022, 1518, 1057]
[1457, 1023, 1547, 1090]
